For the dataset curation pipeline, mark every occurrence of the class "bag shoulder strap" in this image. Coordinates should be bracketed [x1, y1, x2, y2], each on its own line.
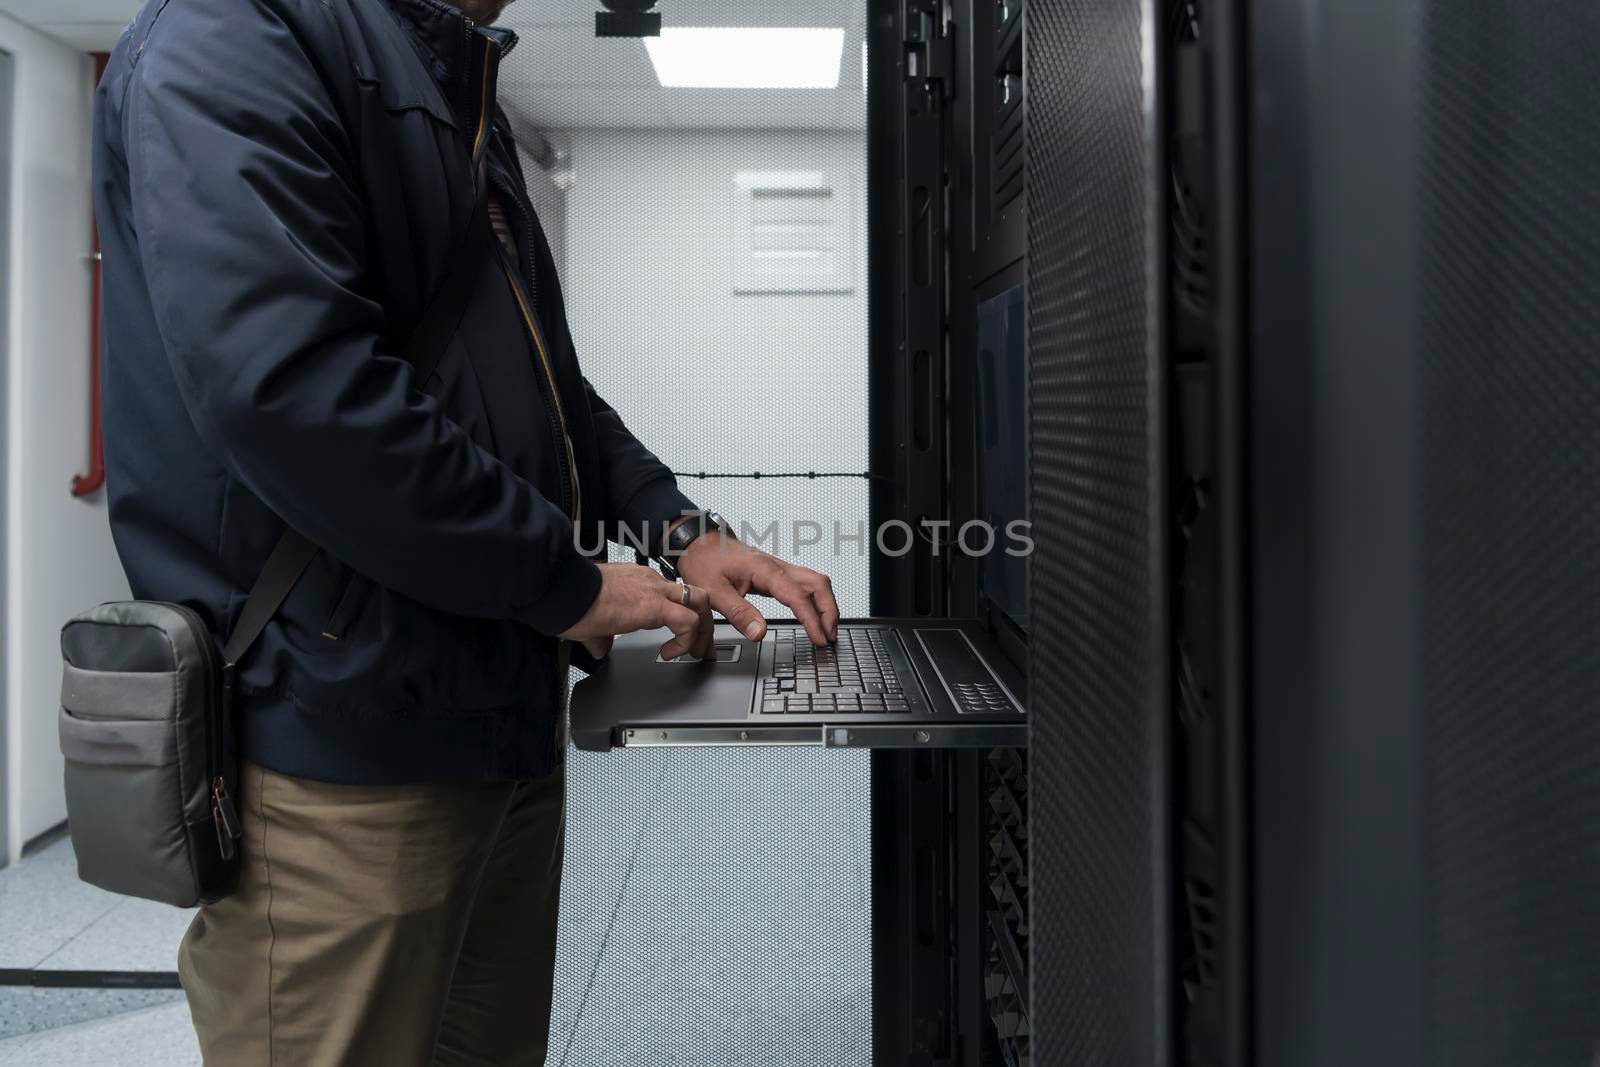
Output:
[222, 194, 492, 667]
[222, 530, 321, 665]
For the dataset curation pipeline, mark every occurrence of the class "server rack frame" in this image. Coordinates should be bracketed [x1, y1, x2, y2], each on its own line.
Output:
[868, 2, 961, 1063]
[869, 1, 1034, 1063]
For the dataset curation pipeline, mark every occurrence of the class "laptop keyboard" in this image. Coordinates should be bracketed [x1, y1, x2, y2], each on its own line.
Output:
[759, 627, 915, 715]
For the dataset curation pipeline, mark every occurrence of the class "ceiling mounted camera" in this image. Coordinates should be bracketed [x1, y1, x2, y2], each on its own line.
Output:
[596, 0, 662, 38]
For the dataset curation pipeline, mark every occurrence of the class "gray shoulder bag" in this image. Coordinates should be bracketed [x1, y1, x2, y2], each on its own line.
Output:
[58, 195, 489, 907]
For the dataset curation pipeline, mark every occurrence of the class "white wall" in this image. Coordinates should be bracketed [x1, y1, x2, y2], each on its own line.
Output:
[2, 14, 126, 863]
[565, 128, 871, 607]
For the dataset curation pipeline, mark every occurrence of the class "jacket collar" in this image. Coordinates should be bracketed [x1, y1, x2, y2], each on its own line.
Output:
[381, 0, 518, 114]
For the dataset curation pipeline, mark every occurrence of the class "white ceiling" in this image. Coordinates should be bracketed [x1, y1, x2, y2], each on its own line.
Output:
[497, 1, 868, 132]
[0, 0, 868, 131]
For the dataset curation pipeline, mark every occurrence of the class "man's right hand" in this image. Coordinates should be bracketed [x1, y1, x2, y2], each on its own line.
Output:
[560, 563, 714, 663]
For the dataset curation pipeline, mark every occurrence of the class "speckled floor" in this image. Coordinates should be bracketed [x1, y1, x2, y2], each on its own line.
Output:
[0, 836, 195, 974]
[0, 998, 199, 1066]
[0, 836, 198, 1062]
[0, 986, 184, 1042]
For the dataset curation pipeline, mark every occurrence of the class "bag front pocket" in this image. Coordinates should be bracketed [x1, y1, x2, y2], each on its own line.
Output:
[61, 664, 177, 722]
[59, 704, 194, 907]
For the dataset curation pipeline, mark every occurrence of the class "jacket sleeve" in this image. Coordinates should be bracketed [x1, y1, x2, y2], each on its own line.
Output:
[122, 0, 600, 634]
[583, 380, 700, 548]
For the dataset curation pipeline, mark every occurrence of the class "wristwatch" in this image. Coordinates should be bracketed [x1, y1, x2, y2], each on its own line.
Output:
[662, 510, 734, 558]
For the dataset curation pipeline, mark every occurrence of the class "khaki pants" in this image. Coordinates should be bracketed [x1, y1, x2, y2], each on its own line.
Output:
[178, 760, 566, 1066]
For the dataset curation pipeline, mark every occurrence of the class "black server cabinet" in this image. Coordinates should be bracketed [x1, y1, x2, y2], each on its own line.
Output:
[950, 2, 1031, 1065]
[1251, 2, 1600, 1066]
[1027, 1, 1600, 1066]
[868, 4, 962, 1065]
[1025, 1, 1174, 1065]
[870, 1, 1035, 1063]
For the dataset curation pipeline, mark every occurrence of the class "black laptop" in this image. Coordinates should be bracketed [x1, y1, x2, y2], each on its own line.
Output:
[570, 618, 1026, 751]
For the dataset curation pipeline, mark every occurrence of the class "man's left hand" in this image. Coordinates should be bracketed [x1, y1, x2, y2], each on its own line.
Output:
[674, 532, 840, 648]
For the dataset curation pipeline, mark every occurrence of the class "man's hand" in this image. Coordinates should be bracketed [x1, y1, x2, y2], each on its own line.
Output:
[675, 533, 840, 647]
[560, 563, 715, 662]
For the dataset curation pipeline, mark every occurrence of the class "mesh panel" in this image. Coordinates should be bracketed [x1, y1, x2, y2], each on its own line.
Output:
[1026, 0, 1169, 1064]
[497, 5, 873, 1064]
[1418, 4, 1600, 1063]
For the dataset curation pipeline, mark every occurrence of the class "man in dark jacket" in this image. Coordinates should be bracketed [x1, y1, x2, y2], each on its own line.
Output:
[93, 0, 839, 1061]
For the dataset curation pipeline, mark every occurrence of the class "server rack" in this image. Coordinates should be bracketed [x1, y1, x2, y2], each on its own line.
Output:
[1251, 3, 1600, 1065]
[869, 2, 1032, 1063]
[1024, 0, 1172, 1064]
[868, 3, 960, 1062]
[1026, 2, 1600, 1066]
[950, 4, 1031, 1066]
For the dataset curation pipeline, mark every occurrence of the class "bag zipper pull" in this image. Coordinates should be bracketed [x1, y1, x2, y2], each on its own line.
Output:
[212, 776, 242, 861]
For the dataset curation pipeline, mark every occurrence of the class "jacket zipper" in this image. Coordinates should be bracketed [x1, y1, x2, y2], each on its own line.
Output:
[497, 135, 540, 310]
[498, 240, 580, 522]
[468, 33, 577, 522]
[469, 34, 494, 164]
[166, 603, 241, 861]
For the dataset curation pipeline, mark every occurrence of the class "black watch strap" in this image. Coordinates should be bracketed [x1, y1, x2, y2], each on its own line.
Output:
[663, 510, 731, 557]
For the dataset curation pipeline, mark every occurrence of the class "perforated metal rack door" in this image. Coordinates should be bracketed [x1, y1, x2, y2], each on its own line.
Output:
[1418, 4, 1600, 1063]
[1026, 0, 1170, 1064]
[1250, 2, 1600, 1062]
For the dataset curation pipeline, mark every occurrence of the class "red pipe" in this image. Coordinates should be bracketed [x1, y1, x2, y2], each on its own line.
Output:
[71, 53, 110, 498]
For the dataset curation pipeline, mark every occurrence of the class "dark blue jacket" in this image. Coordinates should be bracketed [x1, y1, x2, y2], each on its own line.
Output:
[93, 0, 694, 783]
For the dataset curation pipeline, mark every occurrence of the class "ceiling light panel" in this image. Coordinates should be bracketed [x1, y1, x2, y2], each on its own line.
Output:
[645, 27, 846, 90]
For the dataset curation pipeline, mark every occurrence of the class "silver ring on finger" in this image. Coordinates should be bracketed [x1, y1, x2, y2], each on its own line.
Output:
[677, 578, 692, 607]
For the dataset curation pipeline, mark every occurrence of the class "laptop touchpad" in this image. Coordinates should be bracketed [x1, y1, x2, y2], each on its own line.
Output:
[657, 642, 743, 664]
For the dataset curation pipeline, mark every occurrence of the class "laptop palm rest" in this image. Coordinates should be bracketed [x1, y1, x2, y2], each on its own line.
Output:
[574, 627, 757, 737]
[913, 629, 1025, 714]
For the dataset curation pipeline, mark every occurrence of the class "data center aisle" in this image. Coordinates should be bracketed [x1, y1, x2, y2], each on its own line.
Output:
[511, 5, 879, 1061]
